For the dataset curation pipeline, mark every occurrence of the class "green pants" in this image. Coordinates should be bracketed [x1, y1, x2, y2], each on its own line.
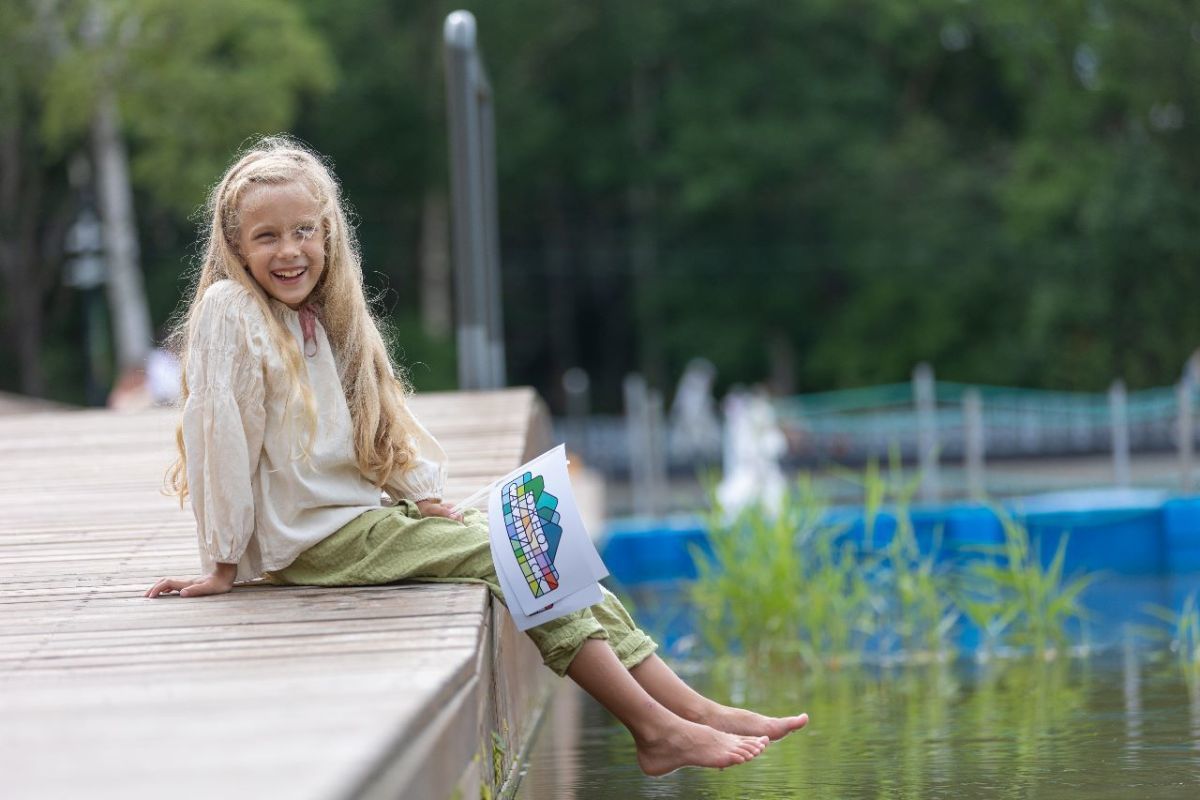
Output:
[266, 501, 657, 677]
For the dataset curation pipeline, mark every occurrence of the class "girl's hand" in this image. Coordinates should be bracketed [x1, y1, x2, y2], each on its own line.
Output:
[145, 564, 236, 598]
[416, 498, 464, 523]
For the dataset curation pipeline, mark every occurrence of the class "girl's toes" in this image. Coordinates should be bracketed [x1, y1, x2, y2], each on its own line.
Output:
[737, 738, 764, 758]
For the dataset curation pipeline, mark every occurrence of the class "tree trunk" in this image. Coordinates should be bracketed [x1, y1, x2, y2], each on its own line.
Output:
[92, 90, 152, 372]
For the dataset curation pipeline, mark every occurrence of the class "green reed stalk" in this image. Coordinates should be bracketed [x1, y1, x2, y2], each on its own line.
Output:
[961, 507, 1097, 658]
[1144, 592, 1200, 670]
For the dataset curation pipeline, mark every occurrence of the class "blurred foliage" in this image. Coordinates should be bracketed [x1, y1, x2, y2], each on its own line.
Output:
[4, 0, 1200, 408]
[40, 0, 333, 213]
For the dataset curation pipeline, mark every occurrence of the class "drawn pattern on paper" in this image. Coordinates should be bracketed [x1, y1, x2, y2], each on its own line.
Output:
[502, 472, 563, 598]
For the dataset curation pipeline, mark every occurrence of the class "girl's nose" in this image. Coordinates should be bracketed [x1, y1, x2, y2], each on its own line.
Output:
[279, 235, 300, 257]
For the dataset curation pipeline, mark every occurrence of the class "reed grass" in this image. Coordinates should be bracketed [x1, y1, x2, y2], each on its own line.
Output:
[689, 464, 1097, 666]
[690, 478, 872, 665]
[1143, 592, 1200, 671]
[859, 459, 958, 660]
[959, 507, 1098, 659]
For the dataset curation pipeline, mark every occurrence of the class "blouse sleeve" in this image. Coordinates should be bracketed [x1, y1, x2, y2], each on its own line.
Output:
[182, 283, 267, 567]
[385, 403, 448, 503]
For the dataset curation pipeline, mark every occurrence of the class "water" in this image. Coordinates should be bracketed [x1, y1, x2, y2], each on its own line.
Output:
[516, 652, 1200, 799]
[515, 570, 1200, 798]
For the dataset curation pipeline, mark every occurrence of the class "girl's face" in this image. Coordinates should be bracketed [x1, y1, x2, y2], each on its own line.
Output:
[237, 182, 326, 309]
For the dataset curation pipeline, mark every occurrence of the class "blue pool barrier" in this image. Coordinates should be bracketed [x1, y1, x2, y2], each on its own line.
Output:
[603, 516, 713, 582]
[1163, 497, 1200, 572]
[601, 490, 1200, 586]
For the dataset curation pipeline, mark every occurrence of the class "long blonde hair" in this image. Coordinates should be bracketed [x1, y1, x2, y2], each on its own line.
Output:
[165, 135, 417, 501]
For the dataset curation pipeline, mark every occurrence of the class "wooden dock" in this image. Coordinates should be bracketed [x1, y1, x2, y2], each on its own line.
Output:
[0, 389, 556, 800]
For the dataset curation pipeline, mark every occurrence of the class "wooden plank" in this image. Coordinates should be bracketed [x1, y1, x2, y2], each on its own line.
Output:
[0, 388, 557, 800]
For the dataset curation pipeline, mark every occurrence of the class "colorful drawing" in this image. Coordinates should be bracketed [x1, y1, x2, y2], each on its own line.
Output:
[502, 471, 563, 598]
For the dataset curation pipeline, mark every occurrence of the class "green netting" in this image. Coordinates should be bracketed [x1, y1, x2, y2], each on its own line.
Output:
[774, 381, 1194, 436]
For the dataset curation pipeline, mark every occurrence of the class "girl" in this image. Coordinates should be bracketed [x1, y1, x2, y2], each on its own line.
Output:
[145, 136, 807, 776]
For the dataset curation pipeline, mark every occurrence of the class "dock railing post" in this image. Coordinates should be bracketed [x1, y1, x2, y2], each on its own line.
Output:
[1110, 379, 1131, 487]
[624, 374, 667, 517]
[1179, 352, 1199, 493]
[563, 367, 590, 456]
[444, 11, 506, 389]
[963, 388, 985, 500]
[913, 362, 941, 503]
[646, 388, 668, 515]
[1178, 379, 1193, 493]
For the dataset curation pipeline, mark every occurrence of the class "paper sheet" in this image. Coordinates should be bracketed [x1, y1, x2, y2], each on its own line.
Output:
[484, 444, 609, 627]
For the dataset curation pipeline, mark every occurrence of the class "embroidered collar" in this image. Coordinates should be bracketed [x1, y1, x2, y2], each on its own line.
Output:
[298, 302, 321, 358]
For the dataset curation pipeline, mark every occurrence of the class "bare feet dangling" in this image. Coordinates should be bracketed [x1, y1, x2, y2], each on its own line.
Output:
[625, 655, 809, 743]
[701, 705, 809, 741]
[635, 718, 769, 777]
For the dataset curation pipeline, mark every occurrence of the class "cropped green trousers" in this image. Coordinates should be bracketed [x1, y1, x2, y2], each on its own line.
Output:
[265, 501, 656, 677]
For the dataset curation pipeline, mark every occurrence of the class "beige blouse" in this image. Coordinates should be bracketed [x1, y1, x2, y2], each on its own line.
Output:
[183, 280, 446, 582]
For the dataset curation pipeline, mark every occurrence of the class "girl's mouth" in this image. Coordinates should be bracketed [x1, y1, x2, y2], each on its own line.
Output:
[272, 267, 307, 284]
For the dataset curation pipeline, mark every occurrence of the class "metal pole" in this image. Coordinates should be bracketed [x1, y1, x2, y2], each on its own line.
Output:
[479, 66, 505, 386]
[1110, 379, 1130, 487]
[913, 362, 940, 503]
[444, 11, 505, 389]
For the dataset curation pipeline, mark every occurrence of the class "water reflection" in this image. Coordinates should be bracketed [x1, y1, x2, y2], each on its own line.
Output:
[517, 654, 1200, 799]
[1124, 639, 1143, 762]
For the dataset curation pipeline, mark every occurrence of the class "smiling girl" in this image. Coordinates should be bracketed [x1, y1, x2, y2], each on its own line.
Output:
[146, 136, 806, 776]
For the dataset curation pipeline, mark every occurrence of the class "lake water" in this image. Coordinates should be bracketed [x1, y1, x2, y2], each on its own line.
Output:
[515, 571, 1200, 799]
[516, 651, 1200, 799]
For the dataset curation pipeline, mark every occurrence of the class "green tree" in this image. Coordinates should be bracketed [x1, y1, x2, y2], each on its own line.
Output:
[0, 0, 333, 400]
[9, 0, 1200, 408]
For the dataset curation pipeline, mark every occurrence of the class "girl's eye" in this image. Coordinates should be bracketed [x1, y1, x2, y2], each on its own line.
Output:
[256, 232, 276, 242]
[297, 225, 316, 238]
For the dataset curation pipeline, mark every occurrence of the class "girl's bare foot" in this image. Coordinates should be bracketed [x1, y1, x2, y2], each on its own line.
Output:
[700, 704, 809, 741]
[627, 656, 808, 743]
[635, 719, 769, 777]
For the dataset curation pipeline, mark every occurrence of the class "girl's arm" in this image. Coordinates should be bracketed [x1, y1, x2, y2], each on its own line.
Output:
[144, 563, 237, 598]
[152, 283, 267, 597]
[387, 403, 459, 520]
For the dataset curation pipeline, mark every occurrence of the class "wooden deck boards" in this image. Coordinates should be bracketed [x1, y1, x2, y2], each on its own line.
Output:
[0, 388, 554, 800]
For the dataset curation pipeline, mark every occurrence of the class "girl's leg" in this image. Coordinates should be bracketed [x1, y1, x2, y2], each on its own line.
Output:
[272, 505, 611, 673]
[628, 655, 809, 741]
[589, 589, 809, 741]
[274, 505, 776, 771]
[566, 639, 768, 776]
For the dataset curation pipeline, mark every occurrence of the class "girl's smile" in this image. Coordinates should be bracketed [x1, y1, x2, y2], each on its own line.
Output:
[238, 182, 326, 309]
